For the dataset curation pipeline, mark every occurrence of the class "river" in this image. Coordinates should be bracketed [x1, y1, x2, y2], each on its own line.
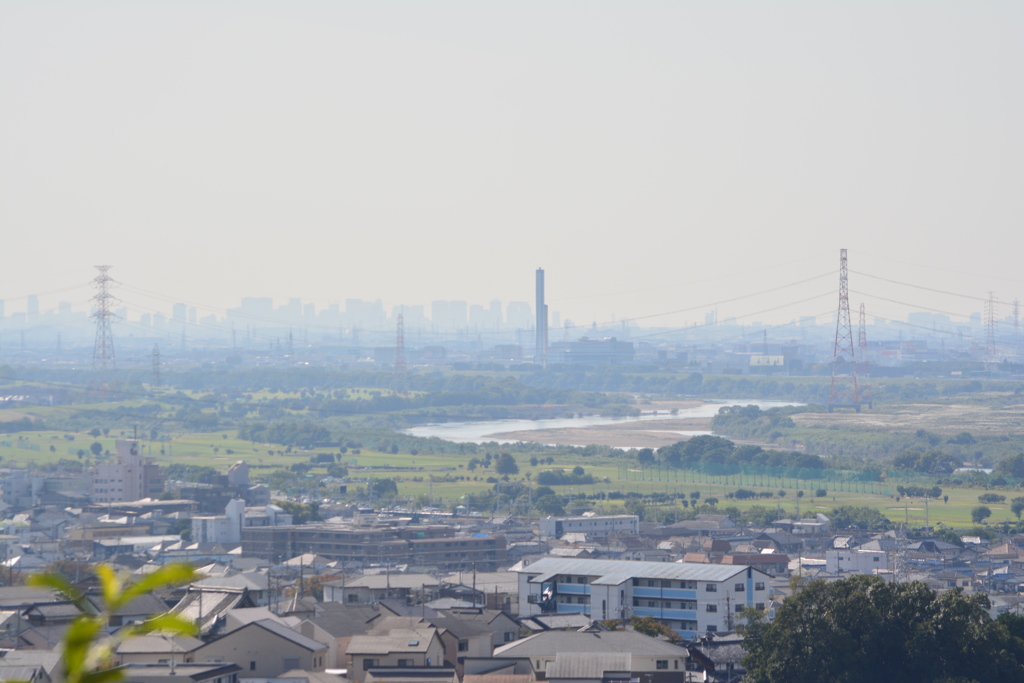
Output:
[404, 399, 800, 447]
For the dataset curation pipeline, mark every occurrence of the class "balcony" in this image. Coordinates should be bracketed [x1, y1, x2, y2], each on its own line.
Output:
[632, 607, 697, 621]
[556, 583, 591, 595]
[632, 587, 697, 600]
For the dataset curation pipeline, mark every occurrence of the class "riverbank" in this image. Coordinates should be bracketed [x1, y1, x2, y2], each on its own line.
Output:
[486, 417, 712, 448]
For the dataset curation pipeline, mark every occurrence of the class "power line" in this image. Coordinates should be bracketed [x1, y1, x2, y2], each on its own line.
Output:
[849, 270, 990, 303]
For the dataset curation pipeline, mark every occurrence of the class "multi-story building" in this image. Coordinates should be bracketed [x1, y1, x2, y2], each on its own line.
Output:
[241, 524, 506, 570]
[91, 440, 164, 503]
[513, 557, 772, 639]
[193, 500, 294, 546]
[539, 514, 639, 540]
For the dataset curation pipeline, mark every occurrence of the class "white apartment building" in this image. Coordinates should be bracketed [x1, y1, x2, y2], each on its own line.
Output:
[192, 500, 293, 545]
[825, 548, 889, 574]
[91, 440, 164, 503]
[192, 499, 246, 545]
[513, 557, 772, 639]
[539, 514, 640, 540]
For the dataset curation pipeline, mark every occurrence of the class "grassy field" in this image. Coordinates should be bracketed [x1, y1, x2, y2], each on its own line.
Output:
[2, 421, 1020, 529]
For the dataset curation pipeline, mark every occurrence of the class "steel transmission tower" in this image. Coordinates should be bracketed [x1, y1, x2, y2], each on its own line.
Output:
[151, 344, 161, 386]
[985, 292, 997, 358]
[91, 266, 118, 368]
[829, 249, 860, 412]
[857, 303, 872, 408]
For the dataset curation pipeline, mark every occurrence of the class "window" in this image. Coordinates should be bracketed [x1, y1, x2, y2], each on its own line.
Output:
[735, 604, 744, 613]
[632, 578, 639, 586]
[249, 662, 256, 671]
[674, 660, 679, 670]
[735, 583, 744, 592]
[756, 603, 765, 610]
[458, 641, 468, 652]
[706, 604, 718, 612]
[363, 659, 378, 669]
[398, 659, 413, 667]
[706, 584, 717, 592]
[656, 661, 668, 670]
[662, 580, 672, 588]
[873, 557, 880, 562]
[504, 632, 515, 642]
[754, 582, 765, 591]
[648, 601, 656, 607]
[648, 580, 657, 587]
[707, 625, 718, 632]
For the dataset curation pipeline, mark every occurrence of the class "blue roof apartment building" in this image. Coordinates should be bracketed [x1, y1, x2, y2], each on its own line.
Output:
[512, 558, 772, 639]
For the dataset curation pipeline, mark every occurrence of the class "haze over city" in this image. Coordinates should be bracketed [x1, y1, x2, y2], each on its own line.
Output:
[2, 2, 1022, 328]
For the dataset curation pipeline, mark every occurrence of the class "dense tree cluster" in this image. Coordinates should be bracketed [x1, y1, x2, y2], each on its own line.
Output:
[743, 575, 1024, 683]
[828, 505, 892, 530]
[892, 450, 963, 474]
[535, 468, 595, 486]
[238, 420, 332, 447]
[164, 463, 219, 484]
[656, 435, 825, 470]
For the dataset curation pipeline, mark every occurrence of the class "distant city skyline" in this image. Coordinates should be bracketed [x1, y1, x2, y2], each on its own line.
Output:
[2, 3, 1022, 328]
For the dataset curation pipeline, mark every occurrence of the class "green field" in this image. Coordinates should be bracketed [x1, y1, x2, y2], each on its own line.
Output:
[1, 422, 1019, 529]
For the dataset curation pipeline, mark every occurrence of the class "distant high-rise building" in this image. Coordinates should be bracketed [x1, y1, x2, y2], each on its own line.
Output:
[506, 301, 532, 329]
[431, 300, 468, 330]
[27, 295, 39, 318]
[536, 268, 548, 364]
[344, 299, 386, 328]
[172, 303, 187, 322]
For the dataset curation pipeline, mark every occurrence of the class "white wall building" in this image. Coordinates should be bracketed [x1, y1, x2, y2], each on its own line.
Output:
[91, 440, 164, 503]
[512, 557, 772, 639]
[539, 514, 639, 540]
[825, 549, 888, 574]
[192, 499, 245, 545]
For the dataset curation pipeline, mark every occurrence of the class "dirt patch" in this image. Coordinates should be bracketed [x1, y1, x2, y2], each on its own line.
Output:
[792, 403, 1024, 436]
[0, 410, 34, 423]
[487, 416, 713, 449]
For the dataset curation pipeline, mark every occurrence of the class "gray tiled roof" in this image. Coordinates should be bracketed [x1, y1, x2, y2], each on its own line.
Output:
[250, 619, 326, 651]
[494, 630, 687, 657]
[546, 653, 632, 678]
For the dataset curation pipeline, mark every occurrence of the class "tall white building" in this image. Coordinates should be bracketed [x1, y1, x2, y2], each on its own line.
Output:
[91, 440, 164, 503]
[192, 499, 245, 545]
[513, 557, 772, 639]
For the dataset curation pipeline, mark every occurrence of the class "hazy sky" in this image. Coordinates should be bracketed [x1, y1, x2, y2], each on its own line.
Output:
[2, 1, 1022, 330]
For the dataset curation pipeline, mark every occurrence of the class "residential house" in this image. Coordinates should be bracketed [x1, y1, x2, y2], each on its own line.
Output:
[345, 626, 444, 683]
[468, 630, 689, 683]
[118, 662, 240, 683]
[324, 575, 439, 606]
[298, 606, 380, 669]
[193, 619, 327, 678]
